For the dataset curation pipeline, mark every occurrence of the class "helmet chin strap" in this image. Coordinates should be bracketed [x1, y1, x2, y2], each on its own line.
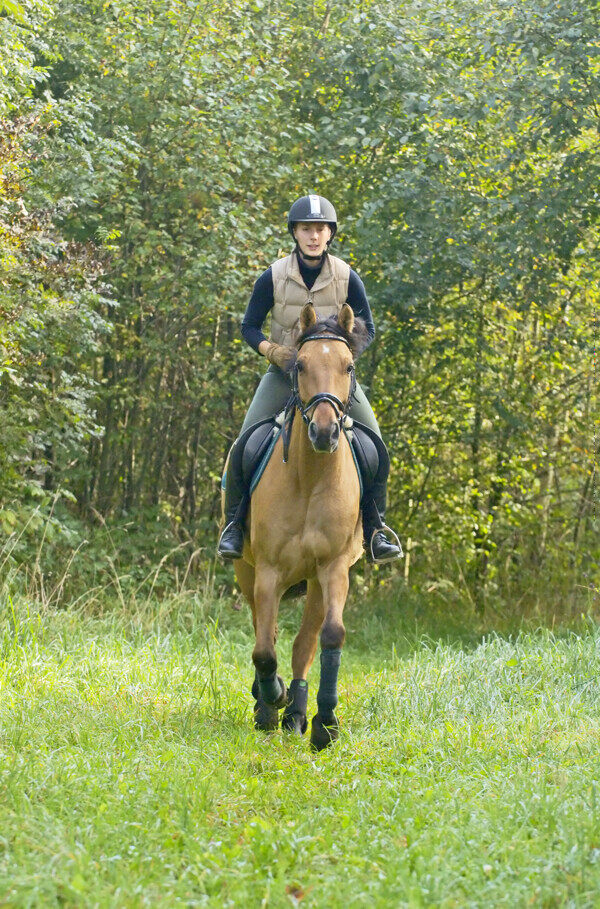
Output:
[295, 243, 329, 263]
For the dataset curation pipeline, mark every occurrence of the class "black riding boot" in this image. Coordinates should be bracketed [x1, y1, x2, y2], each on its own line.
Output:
[362, 486, 403, 564]
[217, 438, 248, 560]
[362, 441, 403, 564]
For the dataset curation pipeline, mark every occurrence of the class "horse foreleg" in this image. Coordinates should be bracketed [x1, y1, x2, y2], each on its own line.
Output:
[310, 558, 350, 751]
[282, 579, 325, 735]
[291, 579, 325, 678]
[235, 559, 256, 617]
[252, 567, 287, 724]
[235, 560, 277, 729]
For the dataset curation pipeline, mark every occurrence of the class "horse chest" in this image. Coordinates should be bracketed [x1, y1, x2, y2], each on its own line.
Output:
[296, 495, 358, 557]
[305, 494, 351, 528]
[249, 411, 362, 573]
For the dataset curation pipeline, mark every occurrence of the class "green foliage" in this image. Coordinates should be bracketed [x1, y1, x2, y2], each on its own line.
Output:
[0, 0, 598, 610]
[0, 0, 53, 113]
[0, 114, 108, 550]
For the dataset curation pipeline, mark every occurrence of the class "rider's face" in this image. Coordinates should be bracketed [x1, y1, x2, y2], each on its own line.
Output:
[293, 221, 332, 260]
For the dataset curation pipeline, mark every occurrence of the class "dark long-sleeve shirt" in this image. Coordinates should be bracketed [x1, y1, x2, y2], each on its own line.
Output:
[241, 254, 376, 352]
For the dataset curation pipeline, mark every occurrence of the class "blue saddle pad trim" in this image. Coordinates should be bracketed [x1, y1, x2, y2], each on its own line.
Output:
[344, 428, 364, 501]
[223, 427, 363, 500]
[249, 428, 282, 495]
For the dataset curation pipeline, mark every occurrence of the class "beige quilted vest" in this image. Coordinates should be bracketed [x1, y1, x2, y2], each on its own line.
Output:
[269, 252, 350, 347]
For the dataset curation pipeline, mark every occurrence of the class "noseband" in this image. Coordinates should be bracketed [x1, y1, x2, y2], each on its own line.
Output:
[281, 334, 357, 462]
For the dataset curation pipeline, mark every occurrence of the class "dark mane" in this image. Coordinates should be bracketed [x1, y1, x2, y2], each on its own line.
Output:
[295, 314, 370, 357]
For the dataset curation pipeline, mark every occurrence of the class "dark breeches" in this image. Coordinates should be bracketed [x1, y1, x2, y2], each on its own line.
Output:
[241, 365, 382, 438]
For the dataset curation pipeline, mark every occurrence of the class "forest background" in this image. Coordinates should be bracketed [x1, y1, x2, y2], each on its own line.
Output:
[1, 0, 598, 616]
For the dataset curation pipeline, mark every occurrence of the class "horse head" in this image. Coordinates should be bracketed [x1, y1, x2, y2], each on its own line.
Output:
[292, 303, 368, 454]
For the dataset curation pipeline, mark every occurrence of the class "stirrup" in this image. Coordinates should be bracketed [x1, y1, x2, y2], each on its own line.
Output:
[369, 524, 404, 564]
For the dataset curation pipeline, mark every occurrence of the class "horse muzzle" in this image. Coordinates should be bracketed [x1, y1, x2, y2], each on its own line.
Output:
[308, 419, 340, 453]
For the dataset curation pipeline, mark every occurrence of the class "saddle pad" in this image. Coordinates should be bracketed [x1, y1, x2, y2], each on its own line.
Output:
[249, 427, 282, 495]
[222, 417, 380, 502]
[347, 423, 381, 490]
[345, 430, 364, 501]
[248, 427, 365, 499]
[221, 418, 278, 493]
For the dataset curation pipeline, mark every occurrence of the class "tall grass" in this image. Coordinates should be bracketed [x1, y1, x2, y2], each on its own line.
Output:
[2, 519, 599, 904]
[2, 575, 600, 906]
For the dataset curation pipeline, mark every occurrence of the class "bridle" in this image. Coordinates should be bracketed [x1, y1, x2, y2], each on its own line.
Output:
[293, 334, 357, 424]
[282, 334, 357, 462]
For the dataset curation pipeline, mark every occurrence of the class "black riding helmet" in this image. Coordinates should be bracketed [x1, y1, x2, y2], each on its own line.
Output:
[287, 195, 338, 244]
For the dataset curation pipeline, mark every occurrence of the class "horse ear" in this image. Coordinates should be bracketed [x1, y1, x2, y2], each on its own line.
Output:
[300, 303, 317, 331]
[338, 303, 355, 335]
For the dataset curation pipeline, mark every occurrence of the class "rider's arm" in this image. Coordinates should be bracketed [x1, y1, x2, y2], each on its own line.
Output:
[241, 264, 376, 353]
[347, 270, 376, 348]
[241, 267, 274, 354]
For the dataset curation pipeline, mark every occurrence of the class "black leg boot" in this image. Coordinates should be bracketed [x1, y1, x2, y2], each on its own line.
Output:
[363, 490, 403, 564]
[362, 443, 403, 564]
[217, 438, 249, 560]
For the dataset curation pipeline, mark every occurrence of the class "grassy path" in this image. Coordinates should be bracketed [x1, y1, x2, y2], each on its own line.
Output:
[1, 595, 599, 907]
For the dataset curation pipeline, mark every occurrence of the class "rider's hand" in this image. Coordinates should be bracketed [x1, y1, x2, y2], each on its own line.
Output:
[263, 342, 297, 372]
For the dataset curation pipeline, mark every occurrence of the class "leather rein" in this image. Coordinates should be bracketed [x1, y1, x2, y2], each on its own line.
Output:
[281, 334, 357, 463]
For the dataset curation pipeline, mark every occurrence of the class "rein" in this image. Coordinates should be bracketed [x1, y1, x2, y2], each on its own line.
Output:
[281, 334, 357, 463]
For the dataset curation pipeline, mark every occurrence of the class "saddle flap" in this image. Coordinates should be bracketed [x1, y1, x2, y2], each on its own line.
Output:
[241, 421, 278, 488]
[349, 422, 382, 489]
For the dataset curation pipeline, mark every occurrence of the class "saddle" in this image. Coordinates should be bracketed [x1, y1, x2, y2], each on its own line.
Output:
[222, 414, 385, 501]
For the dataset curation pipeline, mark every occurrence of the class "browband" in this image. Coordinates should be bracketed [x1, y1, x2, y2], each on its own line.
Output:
[297, 334, 352, 350]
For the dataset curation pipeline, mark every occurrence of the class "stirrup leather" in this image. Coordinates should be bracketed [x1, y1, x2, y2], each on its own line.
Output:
[369, 524, 404, 564]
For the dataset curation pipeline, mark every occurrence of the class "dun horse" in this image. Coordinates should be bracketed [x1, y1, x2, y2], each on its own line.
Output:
[229, 302, 368, 750]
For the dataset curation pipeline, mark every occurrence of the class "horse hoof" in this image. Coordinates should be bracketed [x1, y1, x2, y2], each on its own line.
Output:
[310, 713, 339, 752]
[254, 699, 279, 731]
[281, 712, 308, 735]
[272, 676, 288, 710]
[257, 674, 288, 709]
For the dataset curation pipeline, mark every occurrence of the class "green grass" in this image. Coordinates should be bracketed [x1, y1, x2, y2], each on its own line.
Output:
[1, 590, 600, 907]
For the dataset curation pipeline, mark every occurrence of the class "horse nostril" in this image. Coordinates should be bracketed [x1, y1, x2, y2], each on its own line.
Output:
[330, 423, 340, 443]
[308, 421, 318, 444]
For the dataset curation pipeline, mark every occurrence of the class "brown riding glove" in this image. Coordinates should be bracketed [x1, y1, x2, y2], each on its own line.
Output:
[263, 342, 297, 372]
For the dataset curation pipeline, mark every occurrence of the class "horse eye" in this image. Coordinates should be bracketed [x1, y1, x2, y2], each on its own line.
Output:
[297, 361, 304, 372]
[346, 364, 353, 373]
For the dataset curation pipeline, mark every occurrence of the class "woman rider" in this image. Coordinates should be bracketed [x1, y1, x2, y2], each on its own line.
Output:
[217, 194, 402, 564]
